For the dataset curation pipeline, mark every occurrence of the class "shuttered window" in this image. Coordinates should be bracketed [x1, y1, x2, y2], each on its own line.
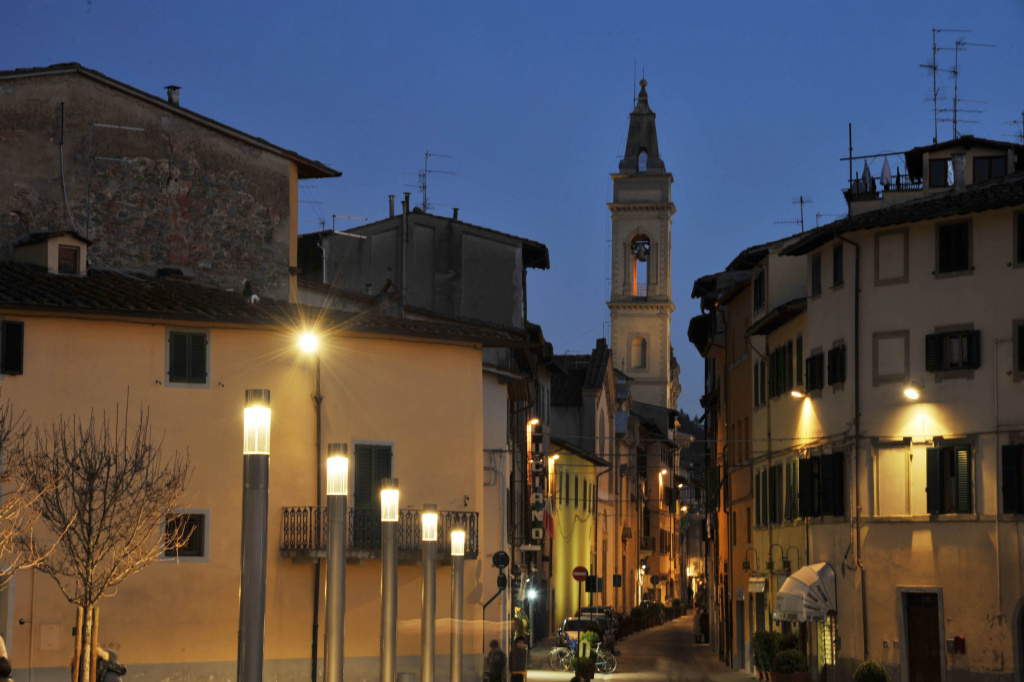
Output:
[1, 320, 25, 376]
[796, 336, 803, 386]
[806, 353, 825, 392]
[811, 254, 822, 296]
[936, 222, 971, 273]
[1002, 445, 1024, 515]
[797, 452, 844, 518]
[352, 444, 392, 510]
[784, 460, 797, 521]
[827, 345, 847, 385]
[926, 444, 972, 514]
[833, 244, 844, 286]
[925, 330, 981, 371]
[754, 471, 762, 526]
[167, 331, 208, 384]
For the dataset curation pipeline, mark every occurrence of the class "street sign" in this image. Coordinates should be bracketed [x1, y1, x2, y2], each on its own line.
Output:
[572, 566, 588, 582]
[492, 550, 510, 569]
[650, 575, 661, 586]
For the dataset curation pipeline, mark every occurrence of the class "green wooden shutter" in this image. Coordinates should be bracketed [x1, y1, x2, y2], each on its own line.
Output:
[925, 334, 942, 372]
[965, 330, 982, 369]
[783, 461, 793, 520]
[768, 465, 778, 523]
[0, 320, 25, 375]
[820, 453, 835, 517]
[1001, 445, 1023, 514]
[926, 448, 940, 514]
[799, 458, 812, 517]
[168, 332, 189, 382]
[190, 333, 207, 382]
[956, 447, 972, 514]
[353, 445, 374, 509]
[832, 451, 845, 516]
[761, 470, 768, 525]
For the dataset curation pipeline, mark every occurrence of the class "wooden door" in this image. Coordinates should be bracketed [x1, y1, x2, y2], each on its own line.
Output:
[906, 592, 941, 682]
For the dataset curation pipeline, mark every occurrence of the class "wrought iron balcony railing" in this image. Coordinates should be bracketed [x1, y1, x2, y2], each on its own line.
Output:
[280, 507, 479, 561]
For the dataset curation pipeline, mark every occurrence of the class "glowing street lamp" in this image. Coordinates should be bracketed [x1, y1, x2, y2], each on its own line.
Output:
[238, 389, 271, 681]
[450, 527, 466, 682]
[904, 383, 921, 400]
[421, 505, 439, 682]
[791, 390, 805, 399]
[380, 478, 400, 682]
[324, 444, 349, 682]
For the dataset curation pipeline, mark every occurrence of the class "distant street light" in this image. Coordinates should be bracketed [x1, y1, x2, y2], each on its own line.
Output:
[238, 389, 271, 682]
[380, 478, 400, 682]
[325, 444, 349, 682]
[450, 527, 466, 682]
[421, 504, 439, 682]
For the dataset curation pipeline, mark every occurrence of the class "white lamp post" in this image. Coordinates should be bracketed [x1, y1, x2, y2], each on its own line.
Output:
[325, 444, 349, 682]
[380, 478, 400, 682]
[450, 527, 466, 682]
[238, 389, 271, 682]
[421, 505, 439, 682]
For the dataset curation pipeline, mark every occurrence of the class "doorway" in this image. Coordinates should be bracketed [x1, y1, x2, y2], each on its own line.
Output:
[735, 596, 746, 669]
[905, 592, 942, 682]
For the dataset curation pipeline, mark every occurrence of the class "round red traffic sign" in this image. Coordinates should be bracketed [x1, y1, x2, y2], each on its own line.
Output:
[572, 566, 589, 581]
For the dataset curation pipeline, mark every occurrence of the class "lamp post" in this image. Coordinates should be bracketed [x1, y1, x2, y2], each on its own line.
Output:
[299, 332, 323, 682]
[421, 505, 439, 682]
[450, 527, 466, 682]
[380, 478, 400, 682]
[325, 444, 349, 682]
[238, 389, 271, 682]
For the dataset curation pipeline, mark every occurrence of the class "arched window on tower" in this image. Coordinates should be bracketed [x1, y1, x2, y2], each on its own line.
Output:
[631, 336, 647, 370]
[631, 235, 651, 298]
[638, 149, 648, 173]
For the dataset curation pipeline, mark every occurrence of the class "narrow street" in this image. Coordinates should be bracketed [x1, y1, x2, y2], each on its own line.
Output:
[526, 614, 752, 682]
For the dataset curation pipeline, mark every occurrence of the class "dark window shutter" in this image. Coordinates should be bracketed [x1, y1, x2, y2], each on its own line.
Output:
[753, 364, 760, 407]
[353, 445, 374, 509]
[168, 333, 189, 382]
[0, 321, 25, 375]
[820, 453, 836, 517]
[1002, 445, 1024, 514]
[837, 346, 846, 383]
[768, 465, 778, 524]
[799, 458, 812, 517]
[956, 447, 972, 514]
[925, 334, 942, 372]
[1017, 215, 1024, 265]
[1017, 324, 1024, 373]
[761, 471, 768, 525]
[827, 348, 836, 385]
[926, 448, 940, 514]
[832, 451, 845, 516]
[965, 330, 982, 369]
[784, 462, 793, 521]
[760, 362, 767, 404]
[754, 472, 761, 526]
[786, 342, 794, 391]
[796, 337, 803, 385]
[190, 333, 207, 381]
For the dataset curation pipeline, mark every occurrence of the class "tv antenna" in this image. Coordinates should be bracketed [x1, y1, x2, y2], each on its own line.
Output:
[816, 212, 846, 228]
[1005, 111, 1024, 143]
[405, 151, 455, 212]
[920, 28, 968, 143]
[775, 196, 813, 233]
[946, 37, 994, 138]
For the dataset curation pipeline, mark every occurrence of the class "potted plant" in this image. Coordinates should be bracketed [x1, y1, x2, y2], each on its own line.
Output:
[752, 631, 777, 679]
[853, 660, 889, 682]
[773, 648, 810, 682]
[573, 654, 597, 681]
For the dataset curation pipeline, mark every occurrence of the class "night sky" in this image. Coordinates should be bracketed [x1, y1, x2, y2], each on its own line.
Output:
[7, 0, 1024, 415]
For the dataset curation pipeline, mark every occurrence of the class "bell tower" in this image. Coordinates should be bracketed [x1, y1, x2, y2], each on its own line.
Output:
[607, 79, 677, 408]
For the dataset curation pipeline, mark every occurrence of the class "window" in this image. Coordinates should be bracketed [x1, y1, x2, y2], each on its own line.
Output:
[164, 511, 208, 560]
[768, 463, 783, 524]
[574, 475, 579, 508]
[796, 336, 803, 386]
[353, 444, 392, 509]
[799, 452, 845, 518]
[731, 511, 737, 547]
[1016, 213, 1024, 266]
[753, 269, 766, 313]
[1015, 321, 1024, 379]
[784, 460, 797, 521]
[806, 353, 825, 392]
[1, 320, 25, 376]
[974, 155, 1007, 183]
[630, 336, 647, 369]
[929, 158, 952, 188]
[810, 255, 821, 296]
[768, 344, 793, 399]
[753, 361, 760, 408]
[936, 222, 971, 274]
[746, 507, 751, 544]
[167, 330, 208, 385]
[833, 244, 844, 287]
[925, 330, 981, 371]
[786, 341, 794, 392]
[926, 444, 972, 514]
[58, 245, 80, 274]
[827, 345, 846, 385]
[1002, 445, 1024, 514]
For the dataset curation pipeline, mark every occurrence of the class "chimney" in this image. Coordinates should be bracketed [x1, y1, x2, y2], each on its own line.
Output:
[165, 85, 180, 106]
[952, 153, 966, 190]
[389, 195, 395, 218]
[453, 208, 459, 220]
[403, 192, 411, 215]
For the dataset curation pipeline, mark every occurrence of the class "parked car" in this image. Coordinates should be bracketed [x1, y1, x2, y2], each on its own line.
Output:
[575, 607, 618, 650]
[557, 617, 604, 646]
[577, 605, 619, 629]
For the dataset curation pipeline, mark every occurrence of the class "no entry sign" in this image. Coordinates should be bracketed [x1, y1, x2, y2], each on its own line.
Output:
[572, 566, 589, 581]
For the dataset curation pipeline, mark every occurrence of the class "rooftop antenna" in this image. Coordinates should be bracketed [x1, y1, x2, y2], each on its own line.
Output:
[816, 212, 846, 228]
[774, 196, 813, 234]
[920, 28, 968, 143]
[1005, 111, 1024, 143]
[331, 214, 366, 230]
[948, 37, 994, 138]
[405, 151, 455, 212]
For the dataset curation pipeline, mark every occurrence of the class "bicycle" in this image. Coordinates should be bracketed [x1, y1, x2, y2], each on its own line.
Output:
[547, 638, 617, 674]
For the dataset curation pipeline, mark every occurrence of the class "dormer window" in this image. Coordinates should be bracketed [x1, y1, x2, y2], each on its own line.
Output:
[974, 156, 1007, 183]
[929, 158, 952, 188]
[13, 231, 90, 276]
[58, 245, 80, 275]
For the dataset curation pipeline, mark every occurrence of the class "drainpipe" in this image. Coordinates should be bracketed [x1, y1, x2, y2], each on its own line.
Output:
[747, 340, 772, 618]
[401, 193, 410, 310]
[835, 231, 866, 659]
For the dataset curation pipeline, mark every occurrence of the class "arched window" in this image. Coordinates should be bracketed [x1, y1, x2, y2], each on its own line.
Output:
[631, 336, 647, 370]
[631, 235, 651, 298]
[638, 150, 648, 173]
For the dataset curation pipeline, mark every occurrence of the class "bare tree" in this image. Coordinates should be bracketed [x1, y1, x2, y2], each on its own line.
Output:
[16, 404, 191, 682]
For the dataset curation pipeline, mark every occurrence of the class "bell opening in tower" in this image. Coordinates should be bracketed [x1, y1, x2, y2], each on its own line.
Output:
[631, 235, 651, 298]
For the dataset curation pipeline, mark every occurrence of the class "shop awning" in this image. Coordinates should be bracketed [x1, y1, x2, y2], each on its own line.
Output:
[748, 577, 768, 593]
[775, 562, 836, 622]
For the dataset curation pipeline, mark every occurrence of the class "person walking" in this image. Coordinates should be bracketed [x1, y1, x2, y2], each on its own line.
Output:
[509, 636, 528, 682]
[485, 639, 506, 682]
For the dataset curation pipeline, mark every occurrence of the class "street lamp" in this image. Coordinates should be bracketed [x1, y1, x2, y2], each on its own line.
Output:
[298, 330, 323, 682]
[324, 444, 349, 682]
[450, 527, 466, 682]
[380, 478, 400, 682]
[421, 505, 439, 682]
[526, 588, 538, 649]
[238, 389, 271, 682]
[904, 382, 922, 400]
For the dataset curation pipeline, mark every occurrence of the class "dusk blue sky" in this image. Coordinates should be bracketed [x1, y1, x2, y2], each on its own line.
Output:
[7, 1, 1024, 416]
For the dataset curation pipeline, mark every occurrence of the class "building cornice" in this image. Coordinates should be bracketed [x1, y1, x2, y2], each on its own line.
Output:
[607, 203, 677, 216]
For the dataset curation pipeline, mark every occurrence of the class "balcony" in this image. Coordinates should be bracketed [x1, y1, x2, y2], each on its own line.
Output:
[280, 507, 479, 563]
[640, 535, 656, 552]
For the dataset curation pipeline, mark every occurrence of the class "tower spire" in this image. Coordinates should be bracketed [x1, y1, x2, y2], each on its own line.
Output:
[619, 79, 665, 174]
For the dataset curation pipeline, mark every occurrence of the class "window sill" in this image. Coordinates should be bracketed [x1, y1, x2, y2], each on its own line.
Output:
[868, 514, 978, 523]
[931, 367, 976, 382]
[933, 268, 974, 279]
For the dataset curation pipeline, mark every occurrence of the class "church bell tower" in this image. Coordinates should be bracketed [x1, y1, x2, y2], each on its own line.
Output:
[607, 79, 677, 409]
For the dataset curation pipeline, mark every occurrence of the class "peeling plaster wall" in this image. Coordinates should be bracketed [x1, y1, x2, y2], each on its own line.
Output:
[0, 72, 294, 300]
